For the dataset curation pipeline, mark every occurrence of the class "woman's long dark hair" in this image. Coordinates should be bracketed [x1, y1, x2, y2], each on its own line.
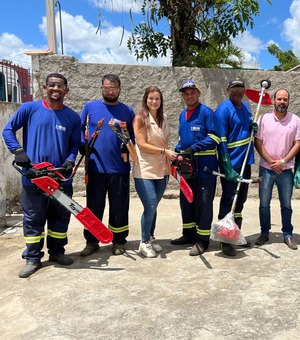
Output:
[136, 86, 164, 131]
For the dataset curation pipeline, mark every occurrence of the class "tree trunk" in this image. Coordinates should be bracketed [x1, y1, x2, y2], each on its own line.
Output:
[160, 1, 197, 67]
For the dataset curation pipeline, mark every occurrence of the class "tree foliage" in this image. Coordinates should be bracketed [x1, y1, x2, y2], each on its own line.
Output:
[127, 0, 271, 67]
[191, 38, 245, 69]
[267, 43, 300, 71]
[1, 59, 13, 64]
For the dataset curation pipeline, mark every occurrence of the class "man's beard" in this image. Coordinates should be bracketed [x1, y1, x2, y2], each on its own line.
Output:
[103, 94, 119, 103]
[276, 104, 288, 113]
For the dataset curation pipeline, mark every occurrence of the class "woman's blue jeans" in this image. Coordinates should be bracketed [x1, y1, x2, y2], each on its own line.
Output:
[134, 176, 168, 242]
[259, 167, 294, 237]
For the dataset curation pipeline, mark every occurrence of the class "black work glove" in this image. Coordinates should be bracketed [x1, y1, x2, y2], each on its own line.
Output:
[14, 148, 31, 168]
[182, 147, 194, 157]
[61, 160, 74, 174]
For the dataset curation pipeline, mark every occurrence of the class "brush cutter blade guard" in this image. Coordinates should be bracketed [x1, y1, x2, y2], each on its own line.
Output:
[211, 212, 247, 245]
[245, 88, 272, 106]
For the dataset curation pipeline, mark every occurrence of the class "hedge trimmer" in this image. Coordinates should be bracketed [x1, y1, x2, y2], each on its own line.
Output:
[108, 119, 137, 161]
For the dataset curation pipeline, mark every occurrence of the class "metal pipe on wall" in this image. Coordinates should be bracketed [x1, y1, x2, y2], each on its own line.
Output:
[46, 0, 57, 53]
[55, 1, 64, 55]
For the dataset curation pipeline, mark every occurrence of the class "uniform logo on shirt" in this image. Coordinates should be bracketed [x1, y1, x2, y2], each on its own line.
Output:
[191, 126, 200, 131]
[55, 124, 66, 132]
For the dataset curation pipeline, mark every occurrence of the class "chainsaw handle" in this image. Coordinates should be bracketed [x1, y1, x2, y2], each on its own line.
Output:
[12, 160, 32, 176]
[12, 161, 67, 181]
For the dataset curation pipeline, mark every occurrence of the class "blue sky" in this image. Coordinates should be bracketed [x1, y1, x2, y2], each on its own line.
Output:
[0, 0, 298, 71]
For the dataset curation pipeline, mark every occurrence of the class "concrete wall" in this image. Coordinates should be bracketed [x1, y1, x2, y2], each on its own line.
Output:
[2, 54, 300, 225]
[31, 55, 300, 115]
[0, 102, 22, 226]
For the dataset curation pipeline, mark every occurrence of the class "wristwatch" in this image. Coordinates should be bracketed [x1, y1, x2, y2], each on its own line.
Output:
[280, 159, 286, 166]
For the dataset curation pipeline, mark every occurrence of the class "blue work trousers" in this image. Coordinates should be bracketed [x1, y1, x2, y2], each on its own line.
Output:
[85, 173, 130, 244]
[180, 177, 216, 245]
[22, 184, 72, 262]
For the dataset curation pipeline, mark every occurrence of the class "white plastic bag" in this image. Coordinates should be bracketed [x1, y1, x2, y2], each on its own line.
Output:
[211, 212, 247, 245]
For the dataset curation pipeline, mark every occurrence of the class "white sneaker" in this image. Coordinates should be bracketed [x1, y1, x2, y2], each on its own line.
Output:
[139, 241, 156, 258]
[150, 236, 162, 252]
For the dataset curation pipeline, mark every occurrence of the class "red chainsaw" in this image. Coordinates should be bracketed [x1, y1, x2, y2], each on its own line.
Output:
[171, 154, 194, 203]
[13, 161, 113, 244]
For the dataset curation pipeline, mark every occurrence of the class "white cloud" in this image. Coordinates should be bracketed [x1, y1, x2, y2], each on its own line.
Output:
[87, 0, 143, 14]
[0, 6, 170, 70]
[232, 31, 264, 67]
[39, 11, 171, 66]
[282, 0, 300, 56]
[0, 33, 37, 69]
[262, 16, 279, 28]
[233, 31, 263, 54]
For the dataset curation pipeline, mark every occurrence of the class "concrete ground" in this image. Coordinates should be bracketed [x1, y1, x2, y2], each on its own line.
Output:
[1, 196, 300, 340]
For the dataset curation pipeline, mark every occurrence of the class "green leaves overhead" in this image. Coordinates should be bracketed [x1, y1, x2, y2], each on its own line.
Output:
[127, 0, 271, 67]
[268, 43, 300, 71]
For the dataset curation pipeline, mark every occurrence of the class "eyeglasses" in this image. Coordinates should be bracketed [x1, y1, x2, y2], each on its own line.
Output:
[102, 86, 120, 93]
[46, 82, 67, 89]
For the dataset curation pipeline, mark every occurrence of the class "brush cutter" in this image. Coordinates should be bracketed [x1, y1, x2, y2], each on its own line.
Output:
[13, 161, 113, 244]
[211, 79, 271, 245]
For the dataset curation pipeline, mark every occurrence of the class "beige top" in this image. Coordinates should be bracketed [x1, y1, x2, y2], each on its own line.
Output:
[132, 113, 171, 179]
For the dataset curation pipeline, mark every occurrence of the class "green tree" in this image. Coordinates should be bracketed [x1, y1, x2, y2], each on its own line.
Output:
[127, 0, 271, 67]
[1, 59, 13, 64]
[267, 43, 300, 71]
[191, 38, 245, 68]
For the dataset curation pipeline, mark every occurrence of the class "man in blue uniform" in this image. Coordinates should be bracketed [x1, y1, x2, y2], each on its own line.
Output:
[2, 73, 81, 278]
[79, 74, 135, 257]
[215, 77, 254, 256]
[170, 80, 220, 256]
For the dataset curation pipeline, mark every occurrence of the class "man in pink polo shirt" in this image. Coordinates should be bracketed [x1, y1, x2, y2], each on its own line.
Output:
[254, 88, 300, 249]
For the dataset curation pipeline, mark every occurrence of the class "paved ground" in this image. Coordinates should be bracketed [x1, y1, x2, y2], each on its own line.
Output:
[1, 195, 300, 340]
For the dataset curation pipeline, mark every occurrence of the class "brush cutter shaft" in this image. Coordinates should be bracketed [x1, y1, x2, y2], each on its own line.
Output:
[231, 80, 271, 212]
[203, 166, 261, 184]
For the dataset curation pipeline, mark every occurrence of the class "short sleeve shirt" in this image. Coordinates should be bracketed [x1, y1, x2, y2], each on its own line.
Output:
[256, 111, 300, 169]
